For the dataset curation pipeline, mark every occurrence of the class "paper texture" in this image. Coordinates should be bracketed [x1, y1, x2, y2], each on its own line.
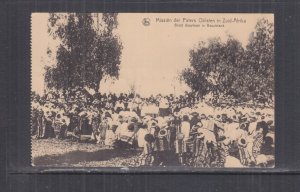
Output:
[31, 13, 274, 168]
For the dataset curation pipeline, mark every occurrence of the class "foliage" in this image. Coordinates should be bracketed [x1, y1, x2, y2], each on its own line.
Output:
[181, 18, 274, 103]
[45, 13, 122, 97]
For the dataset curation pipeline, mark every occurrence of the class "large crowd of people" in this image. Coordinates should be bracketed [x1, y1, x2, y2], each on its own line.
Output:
[31, 89, 274, 168]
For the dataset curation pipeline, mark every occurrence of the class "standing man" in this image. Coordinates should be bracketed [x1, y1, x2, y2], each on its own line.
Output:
[159, 96, 170, 117]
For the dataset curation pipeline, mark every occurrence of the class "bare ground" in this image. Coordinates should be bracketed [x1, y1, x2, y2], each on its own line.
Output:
[32, 138, 142, 167]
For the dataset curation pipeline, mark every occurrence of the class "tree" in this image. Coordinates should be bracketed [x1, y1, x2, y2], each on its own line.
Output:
[181, 18, 274, 104]
[181, 37, 245, 99]
[243, 18, 274, 102]
[45, 13, 122, 99]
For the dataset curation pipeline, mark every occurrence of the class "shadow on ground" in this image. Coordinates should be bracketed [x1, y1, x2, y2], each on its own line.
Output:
[33, 148, 141, 166]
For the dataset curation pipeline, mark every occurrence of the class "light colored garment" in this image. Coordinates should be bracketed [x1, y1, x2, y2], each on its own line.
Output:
[141, 104, 159, 116]
[224, 156, 244, 168]
[137, 128, 148, 148]
[201, 119, 215, 131]
[106, 117, 113, 129]
[159, 98, 169, 108]
[198, 128, 216, 143]
[115, 122, 128, 138]
[181, 121, 190, 141]
[132, 97, 142, 110]
[119, 130, 135, 144]
[248, 122, 257, 135]
[104, 130, 116, 146]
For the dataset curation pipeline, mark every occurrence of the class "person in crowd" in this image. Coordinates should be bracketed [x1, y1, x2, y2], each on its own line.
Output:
[90, 112, 101, 143]
[116, 122, 136, 149]
[31, 98, 40, 135]
[78, 111, 91, 135]
[36, 110, 46, 139]
[190, 112, 201, 130]
[158, 96, 170, 117]
[131, 94, 141, 112]
[256, 115, 269, 140]
[153, 128, 170, 166]
[139, 134, 155, 166]
[31, 90, 275, 168]
[104, 125, 117, 147]
[136, 126, 148, 148]
[166, 115, 177, 151]
[194, 121, 218, 167]
[178, 115, 190, 164]
[115, 99, 125, 112]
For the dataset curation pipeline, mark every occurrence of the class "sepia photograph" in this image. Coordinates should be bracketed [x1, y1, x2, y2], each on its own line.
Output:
[31, 13, 274, 168]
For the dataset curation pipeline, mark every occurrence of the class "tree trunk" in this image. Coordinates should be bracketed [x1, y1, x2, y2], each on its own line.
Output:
[95, 80, 100, 94]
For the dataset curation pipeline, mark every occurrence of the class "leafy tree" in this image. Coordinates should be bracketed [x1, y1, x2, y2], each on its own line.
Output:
[45, 13, 122, 99]
[181, 18, 274, 104]
[243, 18, 274, 102]
[181, 37, 245, 99]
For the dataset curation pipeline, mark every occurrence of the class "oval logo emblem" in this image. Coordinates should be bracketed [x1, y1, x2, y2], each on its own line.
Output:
[142, 18, 150, 26]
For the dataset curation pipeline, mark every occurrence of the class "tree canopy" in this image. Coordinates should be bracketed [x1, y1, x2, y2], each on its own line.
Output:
[45, 13, 123, 98]
[181, 18, 274, 104]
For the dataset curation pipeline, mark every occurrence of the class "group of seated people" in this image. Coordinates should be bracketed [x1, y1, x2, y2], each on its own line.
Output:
[31, 91, 275, 168]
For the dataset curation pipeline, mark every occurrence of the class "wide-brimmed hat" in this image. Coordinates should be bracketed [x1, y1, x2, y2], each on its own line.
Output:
[215, 114, 222, 122]
[200, 113, 207, 119]
[150, 120, 158, 127]
[240, 123, 248, 130]
[150, 118, 158, 123]
[237, 137, 247, 148]
[158, 128, 167, 138]
[173, 111, 180, 117]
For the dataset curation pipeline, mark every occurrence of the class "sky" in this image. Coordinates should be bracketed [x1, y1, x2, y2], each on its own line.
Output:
[32, 13, 273, 97]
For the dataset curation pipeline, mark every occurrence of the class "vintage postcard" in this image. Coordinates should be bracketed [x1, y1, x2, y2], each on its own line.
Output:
[31, 13, 274, 168]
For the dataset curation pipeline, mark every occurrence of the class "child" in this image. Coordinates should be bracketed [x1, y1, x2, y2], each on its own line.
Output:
[139, 134, 155, 166]
[104, 125, 117, 148]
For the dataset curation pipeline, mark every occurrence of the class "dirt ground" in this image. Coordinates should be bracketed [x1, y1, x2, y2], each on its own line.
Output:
[32, 138, 142, 167]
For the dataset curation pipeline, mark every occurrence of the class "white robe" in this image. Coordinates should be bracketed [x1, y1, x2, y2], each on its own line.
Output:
[104, 130, 116, 146]
[181, 121, 190, 141]
[137, 128, 148, 148]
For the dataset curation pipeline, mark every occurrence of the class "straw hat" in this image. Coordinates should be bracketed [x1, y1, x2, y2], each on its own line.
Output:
[158, 128, 168, 138]
[239, 136, 249, 147]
